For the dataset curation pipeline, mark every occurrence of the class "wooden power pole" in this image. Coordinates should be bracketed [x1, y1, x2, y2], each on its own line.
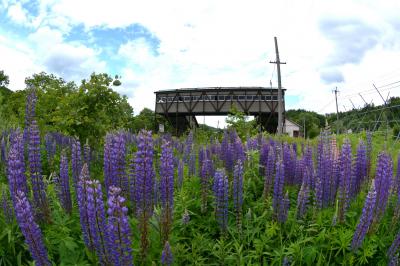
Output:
[333, 87, 339, 135]
[270, 37, 286, 135]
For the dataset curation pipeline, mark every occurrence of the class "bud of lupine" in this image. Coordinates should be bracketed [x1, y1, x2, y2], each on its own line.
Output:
[184, 131, 193, 164]
[233, 160, 244, 232]
[394, 153, 400, 197]
[1, 188, 13, 222]
[128, 151, 136, 212]
[273, 161, 285, 222]
[213, 169, 229, 233]
[200, 158, 213, 213]
[263, 145, 275, 200]
[160, 139, 174, 243]
[135, 130, 155, 259]
[188, 151, 196, 177]
[351, 140, 367, 198]
[259, 143, 269, 176]
[366, 130, 372, 179]
[71, 138, 82, 189]
[182, 208, 190, 225]
[76, 164, 94, 251]
[86, 179, 110, 265]
[297, 168, 311, 219]
[28, 120, 50, 222]
[337, 139, 352, 223]
[373, 152, 392, 224]
[161, 241, 173, 266]
[177, 159, 184, 189]
[7, 131, 28, 202]
[0, 136, 6, 164]
[14, 191, 50, 266]
[278, 191, 290, 223]
[106, 186, 133, 266]
[351, 180, 376, 250]
[23, 89, 37, 143]
[57, 151, 72, 214]
[104, 133, 113, 194]
[388, 231, 400, 261]
[83, 141, 91, 170]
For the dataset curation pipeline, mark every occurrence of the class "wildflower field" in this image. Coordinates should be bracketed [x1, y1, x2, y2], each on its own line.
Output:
[1, 92, 400, 265]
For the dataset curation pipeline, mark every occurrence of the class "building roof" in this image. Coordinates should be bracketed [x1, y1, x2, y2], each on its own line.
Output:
[155, 86, 287, 94]
[285, 118, 301, 128]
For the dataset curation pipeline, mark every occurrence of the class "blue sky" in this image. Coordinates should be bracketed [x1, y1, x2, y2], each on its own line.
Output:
[1, 0, 400, 127]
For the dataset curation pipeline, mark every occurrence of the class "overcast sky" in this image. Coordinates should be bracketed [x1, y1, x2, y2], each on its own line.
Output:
[1, 0, 400, 127]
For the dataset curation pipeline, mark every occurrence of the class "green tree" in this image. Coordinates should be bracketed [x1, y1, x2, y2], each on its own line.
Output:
[225, 106, 256, 139]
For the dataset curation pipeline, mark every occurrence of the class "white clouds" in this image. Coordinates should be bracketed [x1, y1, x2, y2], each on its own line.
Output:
[1, 0, 400, 128]
[7, 2, 29, 24]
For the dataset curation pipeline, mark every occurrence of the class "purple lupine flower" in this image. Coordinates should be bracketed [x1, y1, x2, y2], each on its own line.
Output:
[263, 145, 275, 199]
[388, 255, 399, 266]
[44, 133, 56, 167]
[161, 241, 173, 266]
[337, 139, 352, 223]
[160, 139, 174, 243]
[111, 133, 128, 198]
[71, 138, 82, 189]
[273, 161, 285, 222]
[28, 120, 50, 222]
[283, 143, 295, 185]
[106, 186, 133, 266]
[200, 158, 213, 213]
[373, 152, 392, 224]
[76, 164, 95, 251]
[388, 231, 400, 261]
[234, 137, 246, 166]
[182, 208, 190, 225]
[14, 191, 50, 266]
[86, 179, 110, 265]
[351, 180, 376, 250]
[177, 159, 184, 189]
[1, 188, 13, 222]
[213, 169, 229, 233]
[134, 130, 155, 259]
[351, 140, 367, 198]
[57, 151, 72, 214]
[7, 131, 28, 202]
[233, 160, 244, 231]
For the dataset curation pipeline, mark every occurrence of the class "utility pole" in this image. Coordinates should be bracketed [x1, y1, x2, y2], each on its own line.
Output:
[333, 87, 339, 135]
[270, 37, 286, 135]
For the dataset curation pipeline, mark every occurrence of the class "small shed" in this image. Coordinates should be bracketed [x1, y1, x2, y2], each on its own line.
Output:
[284, 119, 301, 137]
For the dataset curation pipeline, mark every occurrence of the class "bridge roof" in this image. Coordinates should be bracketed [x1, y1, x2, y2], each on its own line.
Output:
[155, 86, 286, 94]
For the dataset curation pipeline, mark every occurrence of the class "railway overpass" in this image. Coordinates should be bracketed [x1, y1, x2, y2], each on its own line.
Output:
[154, 87, 285, 135]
